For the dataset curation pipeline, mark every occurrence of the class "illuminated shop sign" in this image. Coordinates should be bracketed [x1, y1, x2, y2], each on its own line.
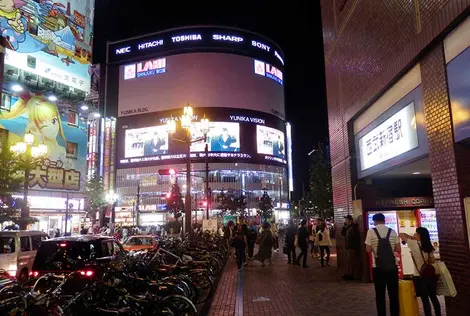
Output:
[116, 46, 131, 55]
[123, 58, 166, 80]
[229, 115, 265, 124]
[213, 34, 243, 42]
[138, 40, 164, 50]
[358, 102, 418, 171]
[252, 40, 271, 52]
[254, 60, 283, 85]
[171, 34, 202, 43]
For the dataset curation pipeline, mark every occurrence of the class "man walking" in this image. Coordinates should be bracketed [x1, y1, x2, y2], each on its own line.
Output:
[365, 213, 401, 316]
[342, 215, 360, 280]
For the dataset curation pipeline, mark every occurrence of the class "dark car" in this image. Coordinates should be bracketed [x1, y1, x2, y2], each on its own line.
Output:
[30, 235, 125, 294]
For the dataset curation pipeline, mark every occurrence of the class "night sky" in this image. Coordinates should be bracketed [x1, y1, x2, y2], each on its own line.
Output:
[93, 1, 327, 200]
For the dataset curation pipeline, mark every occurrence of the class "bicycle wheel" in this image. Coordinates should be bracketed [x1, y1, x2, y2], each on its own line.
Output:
[187, 271, 214, 304]
[161, 295, 197, 316]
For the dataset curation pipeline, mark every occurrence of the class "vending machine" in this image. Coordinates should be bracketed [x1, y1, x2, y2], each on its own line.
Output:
[417, 209, 439, 259]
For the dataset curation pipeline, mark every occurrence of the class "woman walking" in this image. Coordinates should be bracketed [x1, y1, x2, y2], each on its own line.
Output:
[400, 228, 441, 316]
[254, 223, 273, 267]
[285, 219, 297, 264]
[295, 220, 310, 268]
[231, 227, 247, 272]
[316, 222, 332, 267]
[246, 222, 258, 260]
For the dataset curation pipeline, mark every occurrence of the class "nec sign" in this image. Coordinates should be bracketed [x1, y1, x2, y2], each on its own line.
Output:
[116, 46, 131, 55]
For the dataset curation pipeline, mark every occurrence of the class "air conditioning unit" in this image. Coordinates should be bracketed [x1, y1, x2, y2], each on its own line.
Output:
[20, 70, 38, 84]
[4, 65, 19, 82]
[38, 76, 55, 91]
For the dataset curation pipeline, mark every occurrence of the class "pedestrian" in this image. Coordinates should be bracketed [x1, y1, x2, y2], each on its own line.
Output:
[294, 219, 309, 268]
[122, 226, 128, 241]
[271, 221, 279, 252]
[80, 226, 88, 235]
[285, 219, 297, 264]
[224, 221, 235, 257]
[54, 228, 61, 237]
[316, 221, 332, 267]
[309, 220, 318, 259]
[365, 213, 400, 316]
[246, 222, 257, 260]
[399, 227, 441, 316]
[231, 228, 247, 272]
[254, 222, 273, 267]
[342, 215, 360, 280]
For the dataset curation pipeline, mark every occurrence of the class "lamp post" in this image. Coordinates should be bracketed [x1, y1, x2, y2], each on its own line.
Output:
[10, 133, 48, 230]
[166, 105, 210, 235]
[105, 190, 119, 229]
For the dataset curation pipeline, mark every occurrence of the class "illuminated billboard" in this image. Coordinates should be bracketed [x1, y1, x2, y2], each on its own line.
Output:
[116, 107, 286, 168]
[257, 125, 285, 159]
[125, 125, 169, 158]
[2, 0, 94, 93]
[118, 53, 285, 119]
[190, 122, 240, 152]
[0, 92, 88, 191]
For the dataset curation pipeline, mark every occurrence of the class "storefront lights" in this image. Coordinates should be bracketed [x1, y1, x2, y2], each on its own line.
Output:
[200, 116, 210, 134]
[24, 133, 34, 145]
[81, 105, 89, 111]
[181, 113, 192, 129]
[166, 118, 177, 134]
[48, 95, 58, 102]
[11, 84, 23, 92]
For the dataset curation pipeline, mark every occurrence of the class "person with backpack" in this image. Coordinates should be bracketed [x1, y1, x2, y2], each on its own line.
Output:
[400, 227, 441, 316]
[365, 213, 401, 316]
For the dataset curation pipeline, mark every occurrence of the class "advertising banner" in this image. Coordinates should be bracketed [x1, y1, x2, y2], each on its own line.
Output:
[447, 46, 470, 142]
[116, 107, 287, 168]
[1, 0, 94, 93]
[118, 53, 285, 119]
[0, 93, 88, 192]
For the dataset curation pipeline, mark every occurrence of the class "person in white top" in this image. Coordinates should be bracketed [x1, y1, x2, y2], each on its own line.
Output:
[400, 227, 441, 316]
[315, 223, 332, 267]
[365, 213, 401, 316]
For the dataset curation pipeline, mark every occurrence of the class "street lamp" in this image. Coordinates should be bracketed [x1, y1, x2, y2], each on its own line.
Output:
[10, 132, 48, 230]
[105, 190, 119, 227]
[166, 104, 210, 235]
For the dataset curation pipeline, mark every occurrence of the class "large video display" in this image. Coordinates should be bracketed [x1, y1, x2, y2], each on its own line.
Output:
[118, 53, 285, 119]
[116, 107, 286, 168]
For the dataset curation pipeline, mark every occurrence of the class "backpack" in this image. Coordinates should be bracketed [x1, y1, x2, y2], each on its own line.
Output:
[373, 228, 397, 272]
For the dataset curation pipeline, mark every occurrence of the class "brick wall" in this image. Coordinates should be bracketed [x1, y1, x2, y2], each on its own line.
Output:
[421, 43, 470, 314]
[321, 1, 470, 312]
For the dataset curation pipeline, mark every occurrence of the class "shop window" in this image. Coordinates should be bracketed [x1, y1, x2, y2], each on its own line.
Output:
[66, 112, 78, 126]
[0, 237, 15, 253]
[66, 142, 78, 159]
[31, 235, 46, 250]
[20, 237, 30, 252]
[1, 94, 12, 111]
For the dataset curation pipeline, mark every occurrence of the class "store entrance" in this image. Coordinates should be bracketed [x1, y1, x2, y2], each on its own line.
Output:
[357, 157, 439, 281]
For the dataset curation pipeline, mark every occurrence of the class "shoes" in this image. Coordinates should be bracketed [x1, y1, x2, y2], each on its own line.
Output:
[287, 261, 291, 264]
[244, 262, 248, 267]
[342, 275, 354, 280]
[303, 265, 309, 268]
[261, 263, 266, 267]
[325, 263, 330, 267]
[294, 261, 300, 266]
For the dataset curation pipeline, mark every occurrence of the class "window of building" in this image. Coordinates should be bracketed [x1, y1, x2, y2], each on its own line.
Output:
[66, 142, 78, 159]
[66, 112, 78, 126]
[1, 94, 12, 111]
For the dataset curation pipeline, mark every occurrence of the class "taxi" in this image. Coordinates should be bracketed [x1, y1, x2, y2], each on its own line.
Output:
[122, 235, 157, 252]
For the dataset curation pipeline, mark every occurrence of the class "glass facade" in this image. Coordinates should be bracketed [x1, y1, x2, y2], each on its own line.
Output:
[115, 162, 288, 215]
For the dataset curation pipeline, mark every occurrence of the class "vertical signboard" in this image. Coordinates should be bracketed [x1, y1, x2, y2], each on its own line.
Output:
[109, 118, 116, 192]
[286, 122, 293, 193]
[103, 118, 112, 191]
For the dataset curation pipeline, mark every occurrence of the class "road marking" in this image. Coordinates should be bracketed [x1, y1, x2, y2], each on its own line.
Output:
[235, 269, 244, 316]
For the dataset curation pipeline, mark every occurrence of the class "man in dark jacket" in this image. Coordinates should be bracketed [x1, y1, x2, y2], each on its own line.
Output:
[285, 219, 297, 264]
[342, 215, 360, 280]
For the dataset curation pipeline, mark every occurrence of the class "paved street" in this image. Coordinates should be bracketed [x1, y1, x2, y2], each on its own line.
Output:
[209, 244, 446, 316]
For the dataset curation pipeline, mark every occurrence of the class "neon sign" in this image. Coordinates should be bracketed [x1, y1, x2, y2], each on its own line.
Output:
[116, 46, 131, 55]
[123, 58, 167, 80]
[138, 40, 164, 50]
[172, 34, 202, 43]
[251, 40, 271, 52]
[213, 34, 243, 42]
[253, 60, 283, 85]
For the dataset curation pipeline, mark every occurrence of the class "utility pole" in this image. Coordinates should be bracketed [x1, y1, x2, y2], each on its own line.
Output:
[64, 193, 69, 236]
[136, 185, 140, 226]
[205, 143, 210, 219]
[185, 129, 192, 235]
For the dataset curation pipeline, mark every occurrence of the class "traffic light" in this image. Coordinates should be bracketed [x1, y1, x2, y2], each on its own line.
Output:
[158, 168, 176, 175]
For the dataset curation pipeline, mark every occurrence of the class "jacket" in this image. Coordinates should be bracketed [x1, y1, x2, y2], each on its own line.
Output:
[315, 229, 332, 247]
[341, 223, 360, 250]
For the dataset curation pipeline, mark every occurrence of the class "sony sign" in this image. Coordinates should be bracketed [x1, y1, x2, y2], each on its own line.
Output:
[213, 34, 243, 42]
[358, 102, 418, 171]
[116, 46, 131, 55]
[251, 40, 270, 52]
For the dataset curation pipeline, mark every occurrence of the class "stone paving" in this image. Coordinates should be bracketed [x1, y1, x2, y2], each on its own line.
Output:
[209, 244, 446, 316]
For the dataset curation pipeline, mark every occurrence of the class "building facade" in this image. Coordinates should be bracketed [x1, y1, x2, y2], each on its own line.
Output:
[104, 26, 292, 226]
[321, 1, 470, 314]
[0, 0, 95, 235]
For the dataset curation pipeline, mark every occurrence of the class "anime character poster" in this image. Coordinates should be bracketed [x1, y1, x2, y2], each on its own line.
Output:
[0, 92, 88, 191]
[0, 0, 94, 91]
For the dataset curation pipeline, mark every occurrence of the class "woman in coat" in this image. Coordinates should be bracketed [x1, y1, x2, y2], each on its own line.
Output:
[254, 222, 273, 267]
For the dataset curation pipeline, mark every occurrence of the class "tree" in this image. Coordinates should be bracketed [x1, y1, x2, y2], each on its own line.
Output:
[166, 181, 184, 219]
[307, 143, 333, 218]
[216, 189, 235, 217]
[85, 173, 107, 226]
[234, 194, 248, 218]
[0, 141, 37, 228]
[257, 189, 273, 222]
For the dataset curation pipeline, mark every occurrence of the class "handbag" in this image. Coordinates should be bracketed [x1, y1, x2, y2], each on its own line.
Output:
[410, 243, 437, 297]
[435, 261, 457, 297]
[294, 235, 298, 247]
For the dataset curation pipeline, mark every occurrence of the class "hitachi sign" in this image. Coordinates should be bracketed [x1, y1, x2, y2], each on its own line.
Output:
[116, 46, 131, 55]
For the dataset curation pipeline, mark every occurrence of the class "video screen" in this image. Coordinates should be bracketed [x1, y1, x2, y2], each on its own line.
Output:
[125, 126, 169, 158]
[257, 125, 285, 158]
[191, 122, 240, 152]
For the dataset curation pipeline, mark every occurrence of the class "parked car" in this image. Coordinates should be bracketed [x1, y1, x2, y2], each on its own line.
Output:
[0, 230, 48, 282]
[30, 235, 125, 294]
[122, 235, 158, 252]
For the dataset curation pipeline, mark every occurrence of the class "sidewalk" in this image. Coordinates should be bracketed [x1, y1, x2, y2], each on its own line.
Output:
[209, 245, 446, 316]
